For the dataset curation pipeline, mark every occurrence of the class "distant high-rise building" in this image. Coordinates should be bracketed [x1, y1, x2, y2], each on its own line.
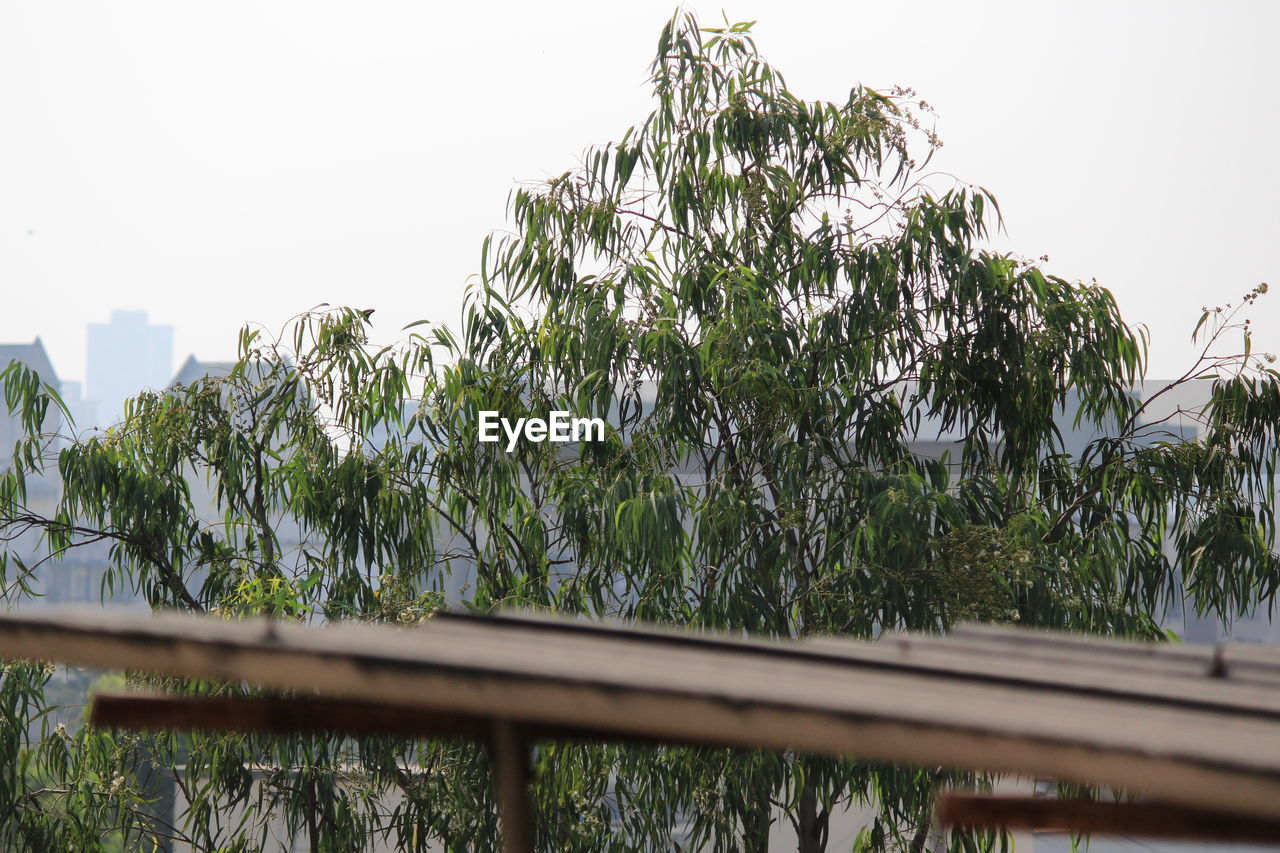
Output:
[0, 337, 60, 389]
[86, 310, 173, 426]
[0, 337, 63, 461]
[0, 338, 63, 566]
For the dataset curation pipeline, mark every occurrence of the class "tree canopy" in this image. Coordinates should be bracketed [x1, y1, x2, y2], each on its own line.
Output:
[3, 12, 1280, 853]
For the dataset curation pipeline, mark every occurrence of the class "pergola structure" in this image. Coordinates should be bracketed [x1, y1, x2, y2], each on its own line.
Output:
[2, 608, 1280, 851]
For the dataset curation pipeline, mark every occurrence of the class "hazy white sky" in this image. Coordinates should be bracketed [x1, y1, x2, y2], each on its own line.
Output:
[2, 1, 1277, 386]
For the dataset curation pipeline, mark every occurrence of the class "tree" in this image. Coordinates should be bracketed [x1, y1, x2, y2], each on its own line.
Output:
[3, 11, 1280, 852]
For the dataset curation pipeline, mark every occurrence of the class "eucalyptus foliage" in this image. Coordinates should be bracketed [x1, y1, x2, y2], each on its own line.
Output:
[3, 12, 1280, 852]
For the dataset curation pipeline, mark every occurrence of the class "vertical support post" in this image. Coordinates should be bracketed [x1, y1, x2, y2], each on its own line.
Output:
[490, 720, 533, 853]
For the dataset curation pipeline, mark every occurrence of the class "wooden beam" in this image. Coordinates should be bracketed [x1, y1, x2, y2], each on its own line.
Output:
[8, 609, 1280, 822]
[460, 611, 1280, 717]
[489, 721, 533, 853]
[89, 692, 733, 749]
[937, 794, 1280, 844]
[89, 692, 492, 740]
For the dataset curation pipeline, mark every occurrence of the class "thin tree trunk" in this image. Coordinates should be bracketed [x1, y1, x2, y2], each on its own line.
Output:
[797, 784, 828, 853]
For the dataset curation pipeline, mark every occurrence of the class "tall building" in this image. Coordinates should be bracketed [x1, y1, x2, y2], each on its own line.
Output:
[0, 339, 68, 603]
[0, 337, 63, 470]
[86, 310, 174, 426]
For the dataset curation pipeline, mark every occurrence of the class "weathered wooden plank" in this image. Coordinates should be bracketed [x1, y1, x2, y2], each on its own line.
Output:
[801, 636, 1280, 718]
[89, 692, 493, 740]
[937, 794, 1280, 844]
[439, 610, 1280, 718]
[488, 721, 533, 853]
[89, 692, 750, 750]
[434, 611, 1280, 715]
[5, 609, 1280, 822]
[948, 623, 1280, 685]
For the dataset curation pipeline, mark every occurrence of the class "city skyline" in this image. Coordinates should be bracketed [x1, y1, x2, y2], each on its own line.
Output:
[4, 310, 204, 429]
